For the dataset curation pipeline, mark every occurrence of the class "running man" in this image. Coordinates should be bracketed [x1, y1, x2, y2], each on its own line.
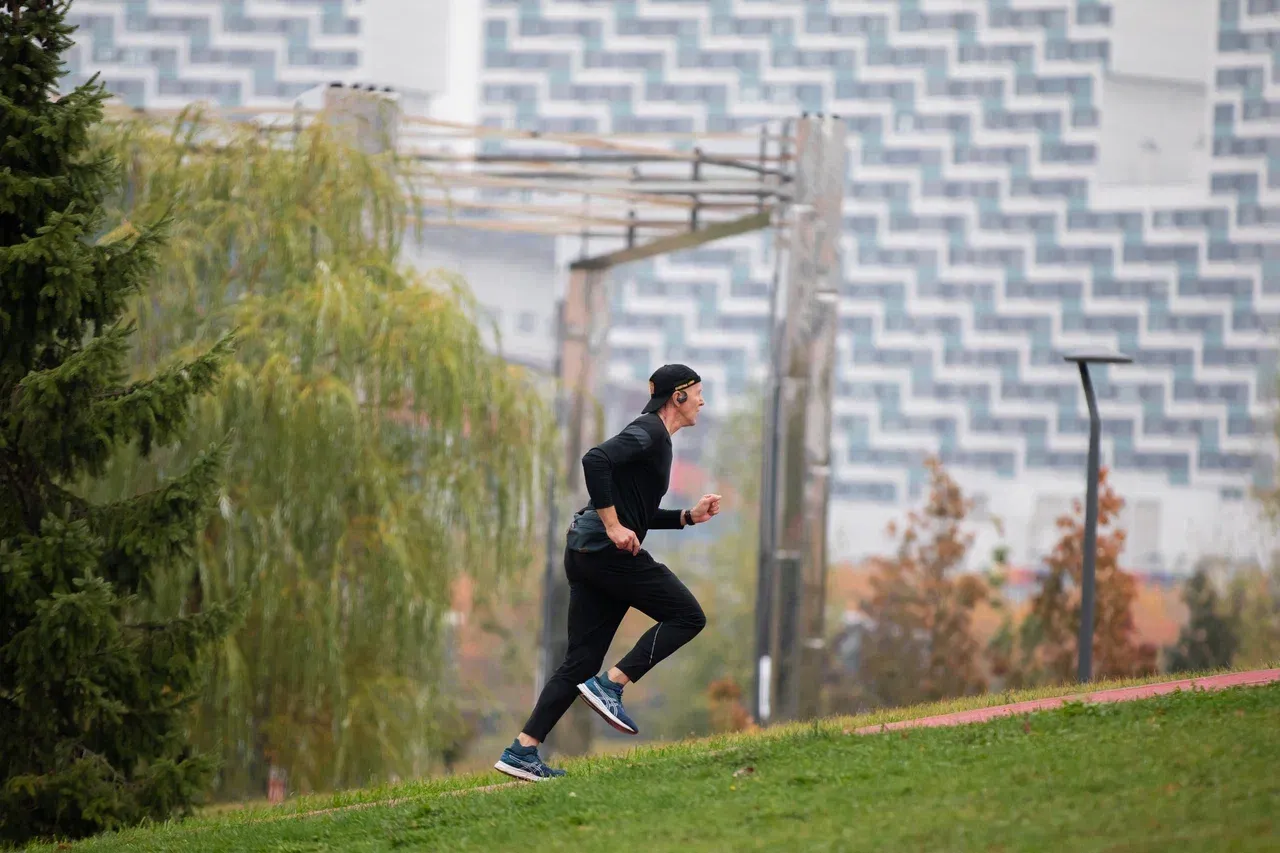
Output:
[495, 364, 722, 782]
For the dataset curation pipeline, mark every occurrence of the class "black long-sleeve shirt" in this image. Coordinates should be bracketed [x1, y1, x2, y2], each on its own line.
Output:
[572, 413, 683, 550]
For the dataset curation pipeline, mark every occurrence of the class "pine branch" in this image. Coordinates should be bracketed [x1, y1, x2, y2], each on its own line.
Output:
[90, 438, 231, 597]
[81, 215, 171, 335]
[5, 332, 233, 481]
[91, 335, 234, 457]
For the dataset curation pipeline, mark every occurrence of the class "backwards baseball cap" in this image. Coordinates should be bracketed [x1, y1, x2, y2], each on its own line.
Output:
[641, 363, 701, 414]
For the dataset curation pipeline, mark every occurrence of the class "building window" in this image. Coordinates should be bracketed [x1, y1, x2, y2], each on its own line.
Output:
[1097, 0, 1213, 188]
[1027, 495, 1074, 563]
[1118, 499, 1163, 572]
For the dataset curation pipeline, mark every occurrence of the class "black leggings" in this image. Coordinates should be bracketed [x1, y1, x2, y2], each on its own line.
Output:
[522, 547, 707, 742]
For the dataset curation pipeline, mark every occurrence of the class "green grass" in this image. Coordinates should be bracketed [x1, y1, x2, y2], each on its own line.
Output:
[25, 673, 1280, 852]
[204, 667, 1264, 820]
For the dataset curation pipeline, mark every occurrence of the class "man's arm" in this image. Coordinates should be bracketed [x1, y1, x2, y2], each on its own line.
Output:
[595, 504, 640, 555]
[581, 421, 652, 512]
[652, 498, 720, 530]
[582, 422, 654, 555]
[668, 494, 723, 527]
[650, 508, 686, 530]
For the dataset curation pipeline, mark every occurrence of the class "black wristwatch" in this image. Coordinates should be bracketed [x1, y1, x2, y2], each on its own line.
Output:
[683, 509, 696, 527]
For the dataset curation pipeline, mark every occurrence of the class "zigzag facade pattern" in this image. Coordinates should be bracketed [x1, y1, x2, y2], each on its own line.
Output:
[479, 0, 1280, 520]
[64, 0, 361, 108]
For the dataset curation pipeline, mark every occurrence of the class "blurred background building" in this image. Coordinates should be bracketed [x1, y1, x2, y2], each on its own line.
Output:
[61, 0, 448, 112]
[65, 0, 1280, 577]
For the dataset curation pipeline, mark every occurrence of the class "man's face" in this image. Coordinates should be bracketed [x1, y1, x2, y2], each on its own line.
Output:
[677, 382, 705, 425]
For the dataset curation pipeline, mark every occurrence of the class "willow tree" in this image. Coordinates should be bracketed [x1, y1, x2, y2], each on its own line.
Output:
[89, 109, 555, 798]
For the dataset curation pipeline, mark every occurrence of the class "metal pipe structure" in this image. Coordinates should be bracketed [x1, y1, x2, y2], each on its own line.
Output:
[569, 211, 771, 271]
[112, 88, 839, 748]
[753, 119, 793, 726]
[1064, 347, 1133, 684]
[538, 267, 610, 758]
[412, 152, 791, 178]
[537, 159, 786, 759]
[754, 115, 849, 725]
[172, 88, 848, 745]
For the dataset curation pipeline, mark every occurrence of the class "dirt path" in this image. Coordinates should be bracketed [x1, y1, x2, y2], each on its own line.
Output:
[268, 782, 520, 822]
[852, 668, 1280, 735]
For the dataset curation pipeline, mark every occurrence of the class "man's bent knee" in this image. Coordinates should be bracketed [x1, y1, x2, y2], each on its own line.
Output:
[556, 654, 604, 684]
[685, 602, 707, 635]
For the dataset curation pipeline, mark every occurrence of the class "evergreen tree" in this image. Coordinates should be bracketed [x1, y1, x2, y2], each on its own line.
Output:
[1227, 561, 1280, 668]
[1165, 564, 1238, 673]
[0, 2, 235, 842]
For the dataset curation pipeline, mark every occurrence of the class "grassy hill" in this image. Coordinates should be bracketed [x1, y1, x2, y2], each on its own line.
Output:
[22, 677, 1280, 852]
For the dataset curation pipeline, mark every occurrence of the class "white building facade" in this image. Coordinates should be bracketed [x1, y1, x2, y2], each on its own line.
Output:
[63, 0, 448, 109]
[66, 0, 1280, 573]
[474, 0, 1280, 573]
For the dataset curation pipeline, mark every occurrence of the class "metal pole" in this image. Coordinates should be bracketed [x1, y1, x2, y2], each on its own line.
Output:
[536, 300, 567, 700]
[1077, 362, 1100, 684]
[538, 268, 607, 757]
[794, 115, 845, 721]
[754, 118, 791, 725]
[754, 114, 847, 723]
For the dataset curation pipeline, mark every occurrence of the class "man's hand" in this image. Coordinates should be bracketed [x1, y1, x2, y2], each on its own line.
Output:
[598, 505, 640, 555]
[607, 524, 641, 555]
[691, 493, 722, 524]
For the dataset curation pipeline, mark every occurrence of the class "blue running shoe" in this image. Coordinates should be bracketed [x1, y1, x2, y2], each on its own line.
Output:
[494, 741, 565, 782]
[577, 674, 639, 735]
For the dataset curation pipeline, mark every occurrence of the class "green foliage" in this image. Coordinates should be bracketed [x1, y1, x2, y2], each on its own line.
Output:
[1, 2, 234, 843]
[1223, 560, 1280, 669]
[30, 682, 1280, 852]
[1165, 564, 1239, 673]
[86, 107, 556, 799]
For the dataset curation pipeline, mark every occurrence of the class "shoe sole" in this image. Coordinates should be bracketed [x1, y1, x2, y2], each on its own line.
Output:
[576, 682, 639, 735]
[493, 759, 556, 782]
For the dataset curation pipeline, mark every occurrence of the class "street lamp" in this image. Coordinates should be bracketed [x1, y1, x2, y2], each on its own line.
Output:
[1063, 346, 1133, 684]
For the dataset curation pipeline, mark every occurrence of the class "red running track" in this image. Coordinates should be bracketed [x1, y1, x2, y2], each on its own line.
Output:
[853, 668, 1280, 736]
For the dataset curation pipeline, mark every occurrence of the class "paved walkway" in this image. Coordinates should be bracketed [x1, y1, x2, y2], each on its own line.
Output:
[853, 668, 1280, 735]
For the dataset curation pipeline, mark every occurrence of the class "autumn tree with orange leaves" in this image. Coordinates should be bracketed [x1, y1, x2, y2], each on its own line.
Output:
[992, 467, 1156, 686]
[850, 458, 990, 709]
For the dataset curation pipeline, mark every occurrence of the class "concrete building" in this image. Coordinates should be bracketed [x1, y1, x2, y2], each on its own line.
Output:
[66, 0, 1280, 573]
[476, 0, 1280, 573]
[63, 0, 448, 110]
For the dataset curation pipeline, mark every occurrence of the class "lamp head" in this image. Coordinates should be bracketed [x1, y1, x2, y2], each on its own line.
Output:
[1063, 346, 1133, 365]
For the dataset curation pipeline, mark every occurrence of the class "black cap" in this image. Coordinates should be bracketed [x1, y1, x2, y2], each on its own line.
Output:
[641, 364, 701, 414]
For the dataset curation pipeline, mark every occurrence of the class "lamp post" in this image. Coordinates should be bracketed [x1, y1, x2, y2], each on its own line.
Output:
[1063, 347, 1133, 684]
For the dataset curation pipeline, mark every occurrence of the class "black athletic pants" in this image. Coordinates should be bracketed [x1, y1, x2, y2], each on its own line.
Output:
[521, 546, 707, 742]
